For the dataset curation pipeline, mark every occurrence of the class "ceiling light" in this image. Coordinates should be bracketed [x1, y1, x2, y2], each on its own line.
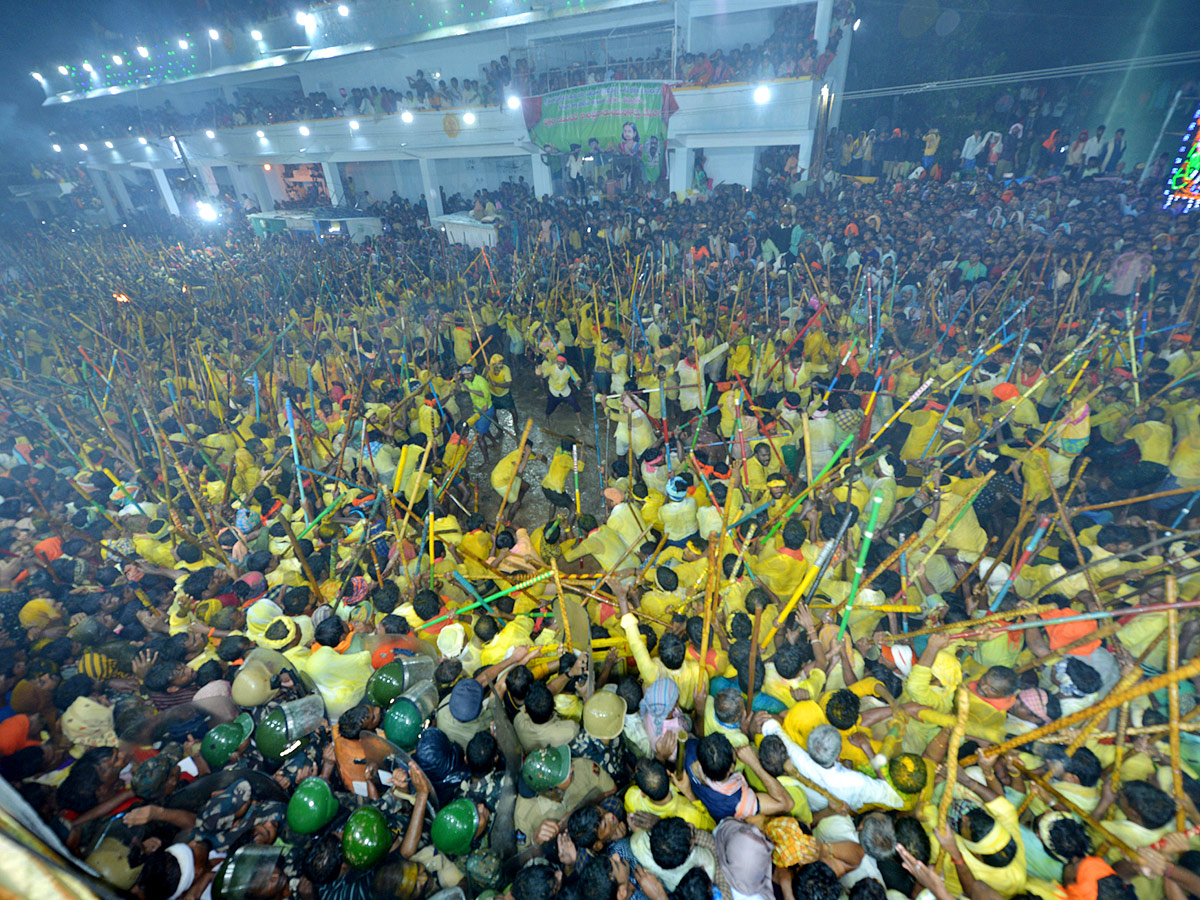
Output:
[137, 46, 149, 58]
[205, 129, 216, 139]
[256, 130, 265, 138]
[295, 11, 307, 25]
[264, 164, 272, 171]
[112, 55, 123, 65]
[401, 110, 413, 123]
[251, 29, 263, 40]
[104, 140, 114, 149]
[753, 85, 771, 104]
[178, 39, 189, 50]
[337, 4, 349, 15]
[58, 65, 68, 75]
[79, 143, 88, 151]
[52, 143, 61, 152]
[138, 136, 148, 145]
[208, 28, 220, 40]
[299, 125, 310, 136]
[31, 72, 44, 83]
[349, 119, 360, 130]
[506, 95, 520, 110]
[462, 111, 476, 125]
[82, 62, 94, 73]
[433, 71, 441, 79]
[853, 17, 861, 30]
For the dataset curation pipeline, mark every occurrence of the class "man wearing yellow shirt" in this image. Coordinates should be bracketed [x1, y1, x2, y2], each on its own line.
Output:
[1113, 407, 1171, 491]
[541, 441, 576, 524]
[486, 353, 517, 422]
[543, 354, 584, 425]
[618, 606, 703, 711]
[624, 758, 716, 830]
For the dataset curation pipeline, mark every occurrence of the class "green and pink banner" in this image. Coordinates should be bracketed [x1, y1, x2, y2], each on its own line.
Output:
[522, 80, 678, 183]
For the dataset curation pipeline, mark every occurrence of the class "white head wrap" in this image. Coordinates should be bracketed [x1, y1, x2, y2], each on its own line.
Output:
[166, 844, 196, 900]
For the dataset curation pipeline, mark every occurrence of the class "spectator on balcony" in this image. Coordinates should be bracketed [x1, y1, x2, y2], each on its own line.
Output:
[445, 79, 462, 106]
[685, 54, 714, 86]
[960, 128, 985, 171]
[922, 127, 941, 169]
[408, 70, 432, 104]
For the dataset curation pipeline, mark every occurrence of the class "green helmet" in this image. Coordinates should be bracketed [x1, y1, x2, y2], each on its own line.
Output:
[255, 708, 305, 761]
[521, 745, 572, 792]
[201, 713, 255, 768]
[382, 698, 424, 750]
[367, 661, 407, 708]
[286, 777, 339, 835]
[431, 798, 479, 857]
[342, 805, 392, 870]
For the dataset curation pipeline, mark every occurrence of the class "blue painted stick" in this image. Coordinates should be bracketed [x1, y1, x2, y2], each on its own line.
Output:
[285, 398, 310, 523]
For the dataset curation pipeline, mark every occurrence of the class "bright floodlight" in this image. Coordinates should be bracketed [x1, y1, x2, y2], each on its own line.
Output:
[31, 72, 44, 82]
[178, 39, 189, 50]
[433, 71, 441, 79]
[79, 143, 88, 151]
[401, 110, 413, 123]
[197, 201, 218, 222]
[251, 29, 263, 40]
[256, 130, 265, 138]
[753, 85, 771, 104]
[462, 111, 476, 125]
[82, 62, 94, 73]
[506, 95, 520, 110]
[349, 119, 360, 130]
[337, 4, 349, 15]
[52, 143, 61, 152]
[104, 140, 114, 148]
[296, 11, 307, 24]
[137, 46, 149, 58]
[205, 129, 216, 139]
[58, 65, 68, 74]
[299, 125, 310, 136]
[853, 17, 861, 30]
[112, 55, 123, 65]
[208, 28, 219, 40]
[138, 136, 148, 145]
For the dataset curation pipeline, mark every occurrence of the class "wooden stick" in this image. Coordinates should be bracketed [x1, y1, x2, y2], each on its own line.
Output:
[1168, 575, 1186, 830]
[1012, 760, 1137, 857]
[937, 687, 970, 833]
[962, 652, 1200, 765]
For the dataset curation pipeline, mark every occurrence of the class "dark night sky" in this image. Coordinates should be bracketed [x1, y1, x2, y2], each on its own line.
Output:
[0, 0, 1196, 160]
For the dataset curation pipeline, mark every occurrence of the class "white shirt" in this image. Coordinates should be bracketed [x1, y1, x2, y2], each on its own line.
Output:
[761, 720, 904, 812]
[813, 814, 883, 888]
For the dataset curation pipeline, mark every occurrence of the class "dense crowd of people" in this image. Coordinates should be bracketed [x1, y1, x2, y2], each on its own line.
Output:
[2, 102, 1200, 900]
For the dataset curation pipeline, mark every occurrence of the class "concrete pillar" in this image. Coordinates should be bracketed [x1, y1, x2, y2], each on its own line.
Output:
[151, 168, 180, 217]
[108, 170, 135, 216]
[241, 165, 275, 212]
[88, 169, 122, 225]
[668, 146, 693, 196]
[419, 158, 443, 218]
[321, 162, 346, 207]
[815, 0, 834, 53]
[198, 165, 220, 199]
[530, 154, 553, 200]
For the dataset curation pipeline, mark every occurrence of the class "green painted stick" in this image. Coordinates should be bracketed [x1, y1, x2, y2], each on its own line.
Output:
[763, 433, 855, 542]
[298, 491, 349, 538]
[837, 492, 883, 641]
[417, 570, 555, 632]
